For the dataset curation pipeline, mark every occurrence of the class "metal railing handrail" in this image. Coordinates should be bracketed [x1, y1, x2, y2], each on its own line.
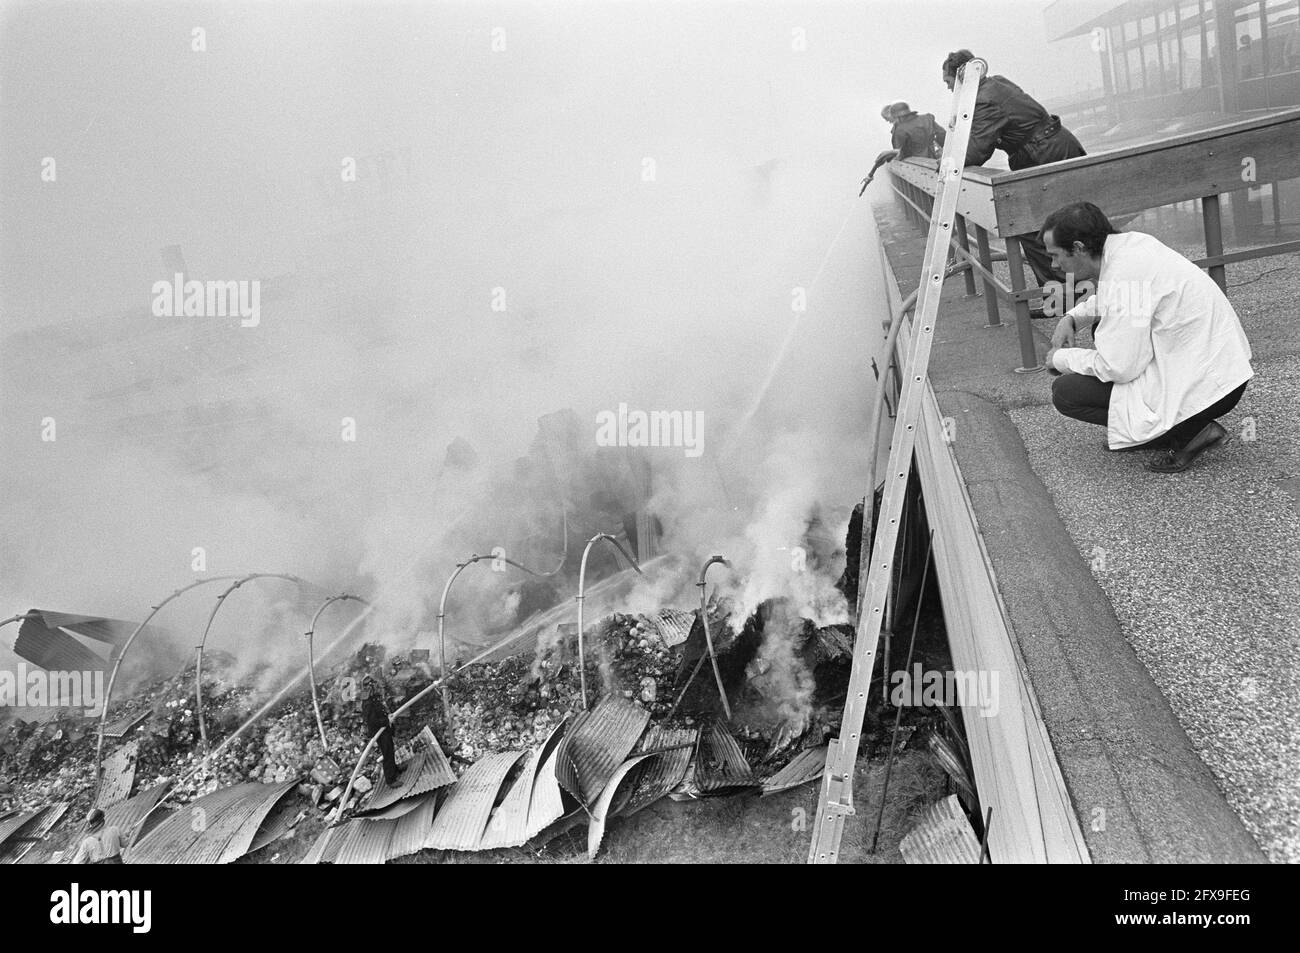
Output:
[575, 533, 644, 710]
[435, 551, 552, 725]
[305, 593, 371, 749]
[193, 573, 310, 751]
[92, 575, 245, 793]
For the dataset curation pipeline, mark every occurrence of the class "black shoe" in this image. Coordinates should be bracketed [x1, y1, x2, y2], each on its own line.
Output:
[1145, 421, 1229, 473]
[1104, 434, 1176, 453]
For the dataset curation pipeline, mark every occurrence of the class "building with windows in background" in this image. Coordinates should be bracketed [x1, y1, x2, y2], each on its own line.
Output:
[1045, 0, 1300, 126]
[1043, 0, 1300, 240]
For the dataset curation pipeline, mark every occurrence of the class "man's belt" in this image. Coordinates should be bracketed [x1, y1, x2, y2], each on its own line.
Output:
[1025, 115, 1063, 148]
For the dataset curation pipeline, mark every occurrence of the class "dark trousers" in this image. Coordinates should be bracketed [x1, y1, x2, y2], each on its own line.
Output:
[376, 725, 399, 783]
[1052, 374, 1248, 448]
[1016, 233, 1063, 287]
[1010, 126, 1087, 288]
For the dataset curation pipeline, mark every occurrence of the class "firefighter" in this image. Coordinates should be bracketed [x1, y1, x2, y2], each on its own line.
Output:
[69, 809, 124, 864]
[941, 49, 1086, 289]
[360, 674, 403, 786]
[862, 102, 946, 194]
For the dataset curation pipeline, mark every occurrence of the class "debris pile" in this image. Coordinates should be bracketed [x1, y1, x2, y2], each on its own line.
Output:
[3, 590, 917, 863]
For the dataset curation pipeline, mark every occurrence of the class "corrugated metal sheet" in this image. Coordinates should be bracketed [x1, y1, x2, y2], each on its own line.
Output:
[0, 806, 47, 854]
[761, 745, 827, 797]
[302, 795, 439, 866]
[651, 609, 697, 647]
[900, 795, 982, 864]
[479, 751, 536, 850]
[587, 754, 655, 858]
[126, 780, 298, 864]
[554, 695, 649, 808]
[248, 795, 303, 855]
[102, 709, 149, 740]
[105, 781, 172, 849]
[359, 794, 431, 821]
[358, 738, 456, 815]
[525, 741, 567, 840]
[667, 760, 700, 800]
[694, 721, 756, 793]
[96, 740, 139, 808]
[8, 801, 70, 863]
[672, 602, 735, 682]
[28, 610, 138, 646]
[553, 710, 590, 807]
[481, 720, 572, 848]
[425, 751, 524, 851]
[301, 823, 345, 865]
[14, 618, 108, 672]
[387, 793, 437, 862]
[621, 726, 697, 816]
[330, 814, 400, 865]
[0, 805, 52, 860]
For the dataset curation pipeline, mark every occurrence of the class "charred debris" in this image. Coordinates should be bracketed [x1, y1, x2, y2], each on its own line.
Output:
[1, 415, 976, 862]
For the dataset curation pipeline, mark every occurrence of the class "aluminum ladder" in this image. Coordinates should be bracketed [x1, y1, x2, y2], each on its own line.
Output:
[808, 57, 987, 864]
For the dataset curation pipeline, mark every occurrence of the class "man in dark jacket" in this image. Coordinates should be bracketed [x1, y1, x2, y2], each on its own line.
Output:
[360, 675, 403, 785]
[942, 49, 1086, 286]
[862, 102, 946, 192]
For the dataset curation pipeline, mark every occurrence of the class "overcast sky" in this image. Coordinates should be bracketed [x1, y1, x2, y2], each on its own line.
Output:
[1, 0, 1100, 327]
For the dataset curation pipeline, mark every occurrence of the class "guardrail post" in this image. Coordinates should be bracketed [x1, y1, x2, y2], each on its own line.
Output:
[954, 215, 978, 297]
[1202, 193, 1227, 293]
[972, 224, 1003, 328]
[1004, 238, 1042, 373]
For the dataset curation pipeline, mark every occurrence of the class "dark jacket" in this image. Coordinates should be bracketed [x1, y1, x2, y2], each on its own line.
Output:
[964, 75, 1085, 170]
[891, 112, 945, 160]
[361, 694, 391, 735]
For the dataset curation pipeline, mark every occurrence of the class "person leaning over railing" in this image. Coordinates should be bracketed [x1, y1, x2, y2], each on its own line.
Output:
[941, 49, 1085, 290]
[861, 101, 946, 194]
[1041, 202, 1254, 474]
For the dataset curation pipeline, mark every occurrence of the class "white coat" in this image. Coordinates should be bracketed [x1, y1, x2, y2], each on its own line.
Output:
[1051, 231, 1253, 448]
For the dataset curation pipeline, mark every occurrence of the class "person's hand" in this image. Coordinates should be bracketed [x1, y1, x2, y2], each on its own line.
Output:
[1050, 315, 1075, 349]
[859, 175, 873, 195]
[1044, 347, 1062, 376]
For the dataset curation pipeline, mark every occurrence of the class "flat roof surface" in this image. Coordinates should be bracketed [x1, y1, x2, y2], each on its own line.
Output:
[871, 195, 1292, 861]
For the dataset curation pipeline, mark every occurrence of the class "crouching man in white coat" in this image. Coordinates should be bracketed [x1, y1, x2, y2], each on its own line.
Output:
[1041, 201, 1253, 473]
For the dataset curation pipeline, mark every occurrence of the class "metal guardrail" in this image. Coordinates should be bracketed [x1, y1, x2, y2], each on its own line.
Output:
[888, 181, 1038, 371]
[886, 106, 1300, 373]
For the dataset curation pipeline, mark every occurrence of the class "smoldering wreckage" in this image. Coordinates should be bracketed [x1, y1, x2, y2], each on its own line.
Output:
[1, 411, 973, 865]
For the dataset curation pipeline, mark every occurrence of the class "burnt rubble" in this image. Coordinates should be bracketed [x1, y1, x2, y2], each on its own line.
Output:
[1, 603, 849, 826]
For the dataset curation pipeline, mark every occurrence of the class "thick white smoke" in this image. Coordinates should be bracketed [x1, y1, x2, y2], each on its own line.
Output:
[0, 2, 885, 692]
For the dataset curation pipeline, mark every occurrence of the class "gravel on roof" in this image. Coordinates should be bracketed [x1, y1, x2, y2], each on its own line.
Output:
[1007, 252, 1300, 862]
